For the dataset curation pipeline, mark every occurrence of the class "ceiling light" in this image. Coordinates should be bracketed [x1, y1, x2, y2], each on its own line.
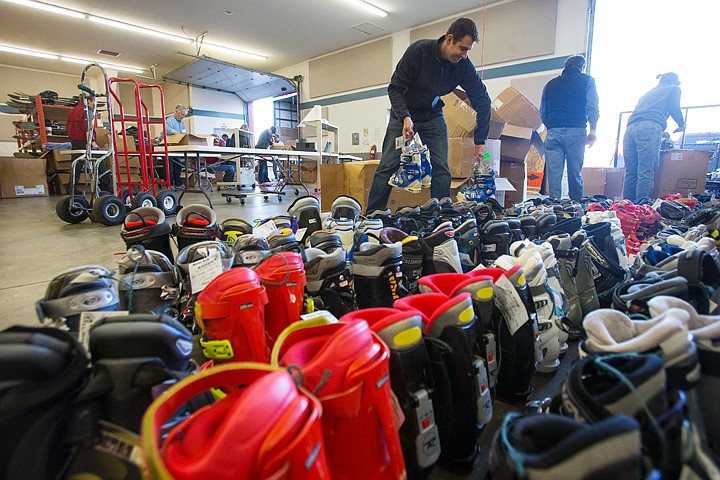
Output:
[88, 16, 192, 44]
[342, 0, 387, 17]
[200, 42, 267, 61]
[4, 0, 85, 19]
[0, 45, 59, 59]
[60, 56, 144, 74]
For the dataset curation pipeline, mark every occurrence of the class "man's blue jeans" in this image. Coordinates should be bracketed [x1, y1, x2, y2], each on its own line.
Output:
[210, 164, 236, 182]
[544, 127, 587, 201]
[366, 116, 449, 213]
[622, 121, 662, 202]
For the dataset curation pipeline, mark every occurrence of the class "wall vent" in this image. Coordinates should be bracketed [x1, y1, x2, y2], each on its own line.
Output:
[352, 22, 385, 36]
[97, 49, 121, 57]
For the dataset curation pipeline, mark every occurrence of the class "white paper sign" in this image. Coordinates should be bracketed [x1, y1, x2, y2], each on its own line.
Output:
[295, 227, 308, 242]
[254, 220, 278, 238]
[188, 251, 223, 293]
[493, 274, 529, 335]
[395, 135, 405, 150]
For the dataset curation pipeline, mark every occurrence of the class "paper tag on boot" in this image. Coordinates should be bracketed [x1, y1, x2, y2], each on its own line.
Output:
[188, 251, 223, 293]
[493, 275, 530, 335]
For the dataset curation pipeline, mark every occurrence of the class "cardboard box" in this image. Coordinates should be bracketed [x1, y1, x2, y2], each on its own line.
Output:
[487, 108, 507, 140]
[500, 161, 526, 206]
[442, 92, 477, 138]
[448, 137, 476, 178]
[500, 124, 533, 163]
[300, 160, 318, 184]
[653, 150, 711, 198]
[165, 133, 214, 147]
[271, 144, 296, 151]
[580, 167, 626, 199]
[492, 87, 543, 130]
[0, 156, 49, 198]
[443, 89, 507, 140]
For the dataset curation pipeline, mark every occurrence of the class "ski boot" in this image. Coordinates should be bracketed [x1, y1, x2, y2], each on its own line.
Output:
[173, 204, 219, 251]
[255, 252, 306, 347]
[351, 241, 406, 308]
[380, 227, 424, 295]
[121, 206, 174, 262]
[304, 247, 357, 317]
[117, 248, 177, 315]
[287, 195, 322, 243]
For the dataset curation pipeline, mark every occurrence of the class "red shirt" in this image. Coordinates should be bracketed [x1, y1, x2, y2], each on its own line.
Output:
[66, 103, 94, 141]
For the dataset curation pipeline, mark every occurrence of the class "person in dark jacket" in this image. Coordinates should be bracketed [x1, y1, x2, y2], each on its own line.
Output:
[622, 73, 686, 202]
[365, 17, 492, 213]
[540, 54, 599, 201]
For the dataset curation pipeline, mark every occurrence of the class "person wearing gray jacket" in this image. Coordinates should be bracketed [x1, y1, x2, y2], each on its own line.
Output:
[622, 72, 686, 202]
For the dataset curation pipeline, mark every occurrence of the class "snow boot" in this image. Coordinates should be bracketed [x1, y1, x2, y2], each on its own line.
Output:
[174, 204, 219, 251]
[380, 227, 424, 295]
[121, 206, 174, 262]
[303, 247, 357, 317]
[144, 364, 331, 480]
[255, 252, 306, 347]
[195, 267, 269, 363]
[420, 225, 463, 275]
[231, 234, 270, 267]
[351, 241, 406, 308]
[36, 265, 119, 333]
[340, 308, 441, 479]
[287, 195, 322, 243]
[394, 292, 488, 472]
[479, 220, 511, 264]
[117, 248, 177, 315]
[272, 319, 406, 480]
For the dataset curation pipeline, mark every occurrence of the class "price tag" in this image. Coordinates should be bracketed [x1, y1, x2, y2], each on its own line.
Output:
[188, 251, 223, 293]
[295, 227, 308, 242]
[493, 275, 529, 335]
[254, 219, 278, 238]
[395, 136, 405, 150]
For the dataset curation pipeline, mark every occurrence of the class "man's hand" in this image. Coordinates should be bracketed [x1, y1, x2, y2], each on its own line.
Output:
[474, 144, 484, 160]
[402, 117, 415, 140]
[586, 129, 597, 147]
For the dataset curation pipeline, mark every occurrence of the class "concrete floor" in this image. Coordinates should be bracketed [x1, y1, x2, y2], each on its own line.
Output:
[0, 185, 575, 479]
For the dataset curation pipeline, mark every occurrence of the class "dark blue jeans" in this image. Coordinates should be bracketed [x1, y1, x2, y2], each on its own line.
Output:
[544, 127, 587, 201]
[366, 115, 449, 213]
[210, 163, 236, 182]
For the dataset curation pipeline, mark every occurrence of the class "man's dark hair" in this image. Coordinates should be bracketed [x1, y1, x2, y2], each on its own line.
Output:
[270, 126, 277, 134]
[564, 55, 586, 70]
[447, 18, 479, 43]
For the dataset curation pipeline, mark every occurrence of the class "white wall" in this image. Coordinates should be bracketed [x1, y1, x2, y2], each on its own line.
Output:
[274, 0, 589, 155]
[189, 87, 246, 135]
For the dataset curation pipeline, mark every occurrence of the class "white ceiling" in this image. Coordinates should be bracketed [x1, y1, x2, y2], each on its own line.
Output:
[0, 0, 500, 81]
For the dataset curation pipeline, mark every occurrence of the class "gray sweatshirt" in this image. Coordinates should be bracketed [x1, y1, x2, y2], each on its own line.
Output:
[627, 84, 685, 130]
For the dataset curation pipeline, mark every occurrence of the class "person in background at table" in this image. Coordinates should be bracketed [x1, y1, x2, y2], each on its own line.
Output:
[622, 72, 686, 203]
[207, 135, 236, 184]
[165, 104, 188, 189]
[220, 134, 230, 146]
[66, 94, 112, 194]
[255, 126, 278, 184]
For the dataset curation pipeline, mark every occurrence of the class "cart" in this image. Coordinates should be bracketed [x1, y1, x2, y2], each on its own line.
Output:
[108, 78, 178, 216]
[56, 63, 127, 226]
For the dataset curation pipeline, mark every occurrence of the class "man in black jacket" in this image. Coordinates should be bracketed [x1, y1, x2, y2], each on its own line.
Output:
[540, 54, 600, 201]
[366, 17, 491, 213]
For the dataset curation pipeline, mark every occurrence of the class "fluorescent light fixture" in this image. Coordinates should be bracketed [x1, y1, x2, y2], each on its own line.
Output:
[0, 45, 58, 60]
[4, 0, 85, 19]
[342, 0, 387, 17]
[200, 42, 267, 61]
[88, 16, 192, 44]
[60, 56, 144, 74]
